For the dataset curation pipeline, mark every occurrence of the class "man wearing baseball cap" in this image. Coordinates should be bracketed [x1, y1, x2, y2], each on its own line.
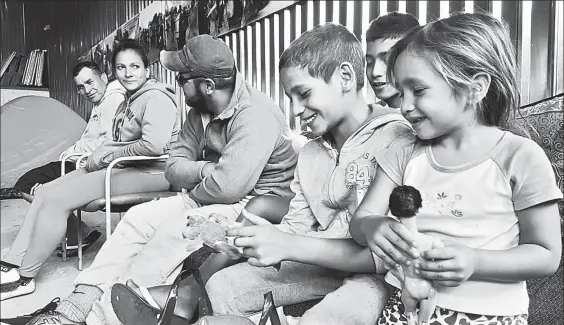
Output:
[160, 34, 298, 208]
[3, 35, 299, 325]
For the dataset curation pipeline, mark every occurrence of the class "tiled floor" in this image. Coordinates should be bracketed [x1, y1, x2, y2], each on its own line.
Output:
[0, 199, 117, 318]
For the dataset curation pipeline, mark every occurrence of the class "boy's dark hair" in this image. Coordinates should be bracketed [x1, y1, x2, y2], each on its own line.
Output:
[72, 61, 103, 77]
[279, 23, 365, 90]
[111, 39, 149, 68]
[366, 12, 420, 43]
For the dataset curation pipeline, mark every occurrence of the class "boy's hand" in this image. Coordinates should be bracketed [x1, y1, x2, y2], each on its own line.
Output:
[415, 242, 477, 287]
[228, 209, 290, 267]
[363, 216, 420, 269]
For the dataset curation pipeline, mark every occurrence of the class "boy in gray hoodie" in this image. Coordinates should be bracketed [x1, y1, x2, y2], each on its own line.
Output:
[200, 23, 414, 324]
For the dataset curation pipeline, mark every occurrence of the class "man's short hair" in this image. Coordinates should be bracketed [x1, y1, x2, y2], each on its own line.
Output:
[73, 61, 103, 77]
[279, 23, 365, 90]
[196, 73, 236, 91]
[365, 12, 420, 43]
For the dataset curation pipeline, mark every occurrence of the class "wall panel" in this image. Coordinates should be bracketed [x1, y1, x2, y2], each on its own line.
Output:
[19, 0, 153, 120]
[6, 0, 560, 124]
[217, 0, 563, 130]
[1, 0, 26, 64]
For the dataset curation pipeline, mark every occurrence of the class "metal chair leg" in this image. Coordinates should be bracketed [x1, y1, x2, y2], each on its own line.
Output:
[77, 210, 83, 271]
[61, 237, 67, 261]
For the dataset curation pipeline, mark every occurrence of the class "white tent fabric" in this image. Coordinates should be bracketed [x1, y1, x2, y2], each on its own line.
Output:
[1, 96, 86, 187]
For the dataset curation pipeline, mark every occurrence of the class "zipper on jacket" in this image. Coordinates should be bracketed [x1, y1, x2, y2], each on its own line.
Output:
[115, 98, 131, 142]
[330, 147, 340, 166]
[324, 147, 341, 207]
[202, 119, 211, 160]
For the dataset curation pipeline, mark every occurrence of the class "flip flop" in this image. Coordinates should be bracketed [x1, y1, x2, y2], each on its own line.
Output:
[111, 282, 188, 325]
[111, 270, 203, 325]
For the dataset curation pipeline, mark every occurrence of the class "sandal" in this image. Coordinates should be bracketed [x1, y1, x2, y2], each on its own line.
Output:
[257, 291, 281, 325]
[111, 269, 208, 325]
[192, 291, 282, 325]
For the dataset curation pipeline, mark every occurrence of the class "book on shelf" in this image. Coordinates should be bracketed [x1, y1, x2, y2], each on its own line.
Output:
[0, 49, 49, 88]
[0, 51, 17, 78]
[21, 49, 48, 87]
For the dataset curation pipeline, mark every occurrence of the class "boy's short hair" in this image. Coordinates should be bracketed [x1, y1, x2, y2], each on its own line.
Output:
[366, 12, 420, 42]
[279, 23, 365, 90]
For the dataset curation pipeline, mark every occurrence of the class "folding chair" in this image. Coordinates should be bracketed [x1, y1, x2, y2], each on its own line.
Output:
[59, 153, 177, 270]
[58, 151, 91, 266]
[57, 97, 189, 270]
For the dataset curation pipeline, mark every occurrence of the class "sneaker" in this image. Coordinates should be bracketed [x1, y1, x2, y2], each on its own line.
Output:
[0, 297, 60, 325]
[0, 261, 20, 286]
[0, 188, 22, 200]
[56, 230, 102, 257]
[1, 278, 35, 301]
[6, 310, 84, 325]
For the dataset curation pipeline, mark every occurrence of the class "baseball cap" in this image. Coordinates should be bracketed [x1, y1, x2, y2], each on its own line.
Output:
[160, 34, 236, 78]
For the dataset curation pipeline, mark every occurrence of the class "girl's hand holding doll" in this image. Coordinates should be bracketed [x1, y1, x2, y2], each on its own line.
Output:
[416, 241, 478, 287]
[362, 215, 421, 269]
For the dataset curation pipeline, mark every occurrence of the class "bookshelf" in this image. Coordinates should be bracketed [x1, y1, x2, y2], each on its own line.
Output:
[1, 50, 49, 89]
[0, 50, 50, 105]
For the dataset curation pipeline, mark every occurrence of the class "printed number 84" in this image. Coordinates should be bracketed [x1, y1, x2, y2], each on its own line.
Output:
[347, 162, 371, 187]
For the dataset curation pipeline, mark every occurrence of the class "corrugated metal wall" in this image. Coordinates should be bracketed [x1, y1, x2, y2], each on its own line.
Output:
[0, 0, 26, 64]
[16, 0, 154, 120]
[4, 0, 562, 124]
[215, 0, 563, 130]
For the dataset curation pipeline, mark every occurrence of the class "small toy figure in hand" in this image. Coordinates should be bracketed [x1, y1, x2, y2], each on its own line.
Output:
[389, 185, 444, 325]
[182, 213, 244, 260]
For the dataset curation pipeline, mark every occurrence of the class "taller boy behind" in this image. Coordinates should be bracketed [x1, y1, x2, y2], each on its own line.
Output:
[365, 12, 420, 108]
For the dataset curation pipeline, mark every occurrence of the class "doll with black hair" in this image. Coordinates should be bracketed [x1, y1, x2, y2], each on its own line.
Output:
[389, 185, 444, 325]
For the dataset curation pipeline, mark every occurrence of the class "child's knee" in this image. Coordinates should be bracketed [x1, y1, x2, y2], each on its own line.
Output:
[205, 268, 256, 316]
[299, 304, 381, 325]
[242, 195, 291, 224]
[244, 196, 272, 216]
[205, 272, 239, 315]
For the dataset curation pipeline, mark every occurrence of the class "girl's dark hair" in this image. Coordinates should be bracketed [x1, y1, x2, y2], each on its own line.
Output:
[111, 39, 149, 68]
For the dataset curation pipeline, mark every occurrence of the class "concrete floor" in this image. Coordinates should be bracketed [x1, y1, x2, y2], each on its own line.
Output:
[0, 199, 118, 318]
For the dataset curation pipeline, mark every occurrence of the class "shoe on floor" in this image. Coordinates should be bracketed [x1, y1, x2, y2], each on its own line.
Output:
[56, 216, 91, 249]
[5, 310, 84, 325]
[1, 261, 20, 286]
[56, 230, 102, 257]
[1, 278, 35, 301]
[0, 188, 22, 200]
[0, 297, 60, 325]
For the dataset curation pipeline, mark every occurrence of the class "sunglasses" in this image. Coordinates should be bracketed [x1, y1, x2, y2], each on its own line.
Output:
[175, 74, 203, 86]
